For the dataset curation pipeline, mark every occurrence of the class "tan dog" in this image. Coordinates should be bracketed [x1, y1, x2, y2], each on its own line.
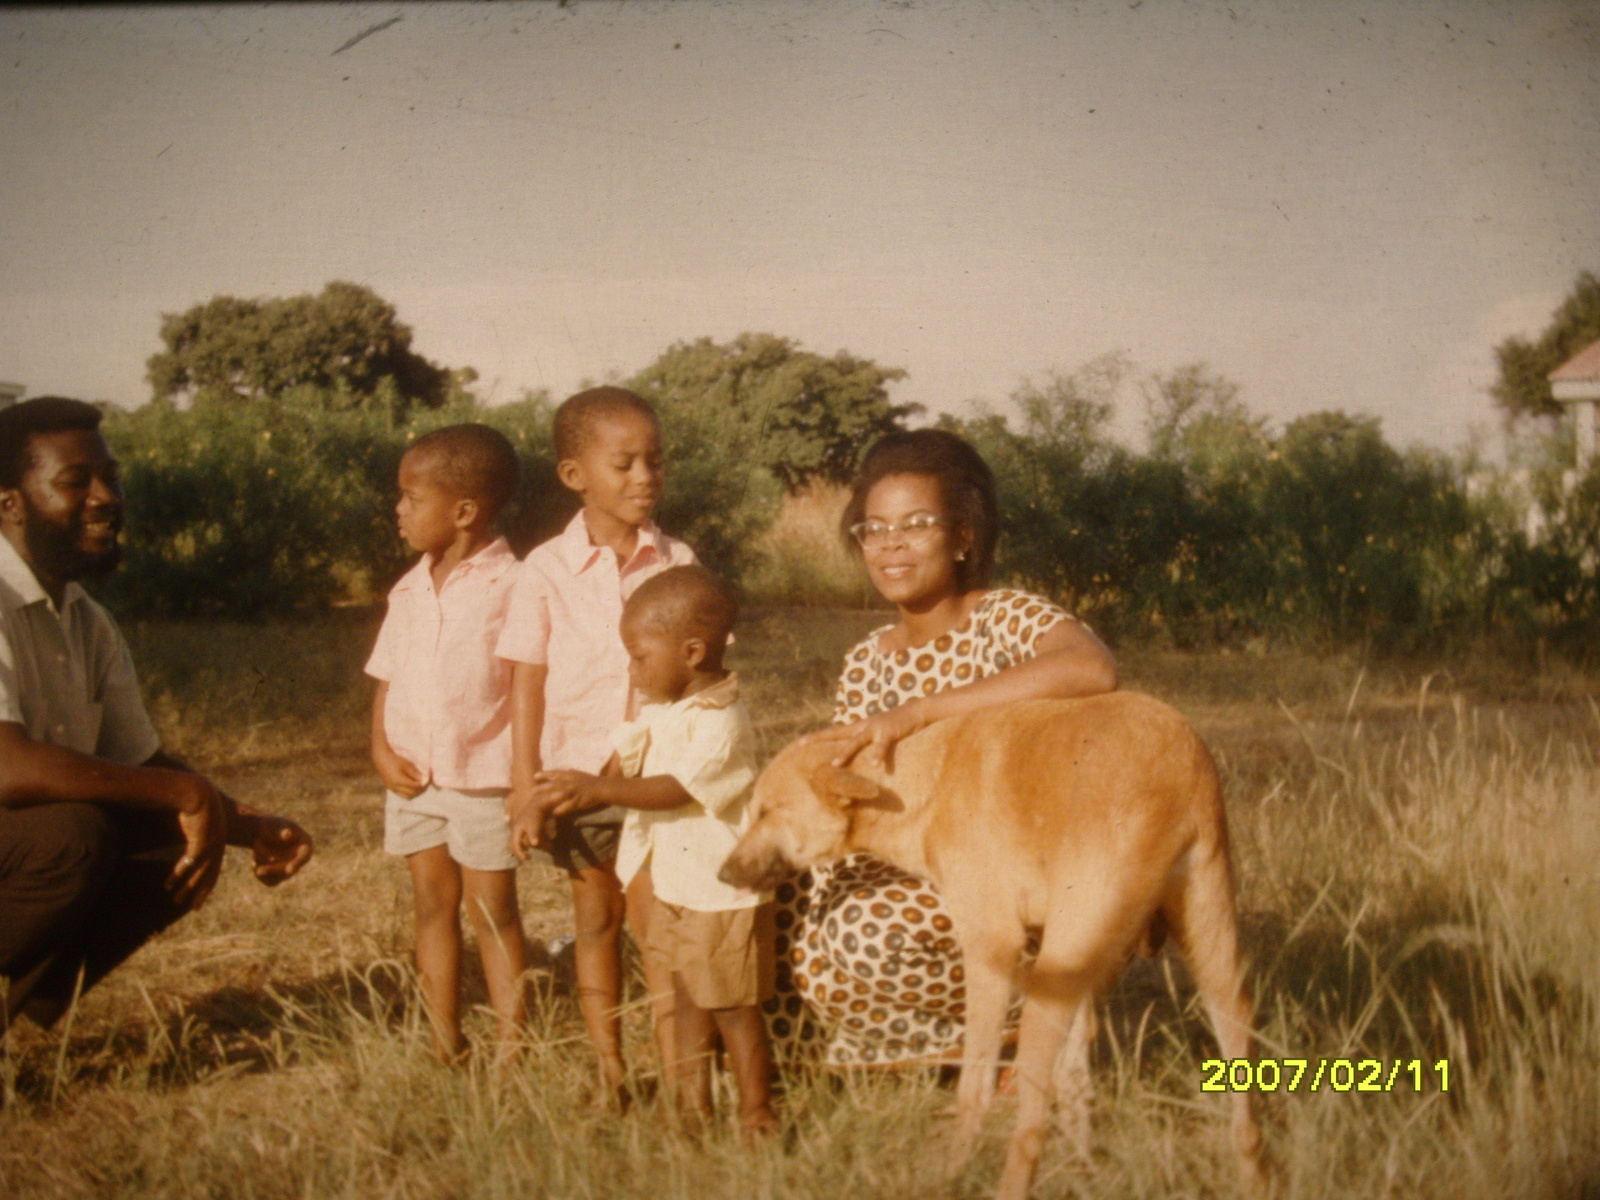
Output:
[720, 693, 1266, 1200]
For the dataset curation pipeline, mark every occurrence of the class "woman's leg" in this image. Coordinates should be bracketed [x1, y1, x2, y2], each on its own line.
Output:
[407, 845, 465, 1062]
[461, 865, 528, 1059]
[795, 855, 969, 1065]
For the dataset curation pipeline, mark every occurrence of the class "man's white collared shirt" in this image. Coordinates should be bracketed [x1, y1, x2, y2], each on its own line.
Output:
[0, 534, 159, 764]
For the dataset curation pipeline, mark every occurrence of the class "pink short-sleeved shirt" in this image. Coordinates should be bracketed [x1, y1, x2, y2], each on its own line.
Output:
[495, 511, 697, 773]
[365, 537, 519, 792]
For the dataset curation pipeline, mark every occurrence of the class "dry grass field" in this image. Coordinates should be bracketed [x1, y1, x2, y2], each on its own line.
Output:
[2, 609, 1598, 1199]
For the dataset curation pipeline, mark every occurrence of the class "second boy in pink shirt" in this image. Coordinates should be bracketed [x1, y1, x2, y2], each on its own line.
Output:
[498, 386, 695, 1103]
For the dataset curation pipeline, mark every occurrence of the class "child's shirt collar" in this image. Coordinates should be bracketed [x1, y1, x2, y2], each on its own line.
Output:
[614, 673, 741, 777]
[552, 509, 672, 576]
[393, 536, 516, 596]
[676, 672, 741, 712]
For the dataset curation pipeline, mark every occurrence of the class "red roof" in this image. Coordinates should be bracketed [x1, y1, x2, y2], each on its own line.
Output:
[1550, 338, 1600, 383]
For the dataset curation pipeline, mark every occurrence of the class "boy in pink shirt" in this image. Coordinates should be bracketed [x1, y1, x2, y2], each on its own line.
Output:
[367, 424, 527, 1064]
[499, 387, 695, 1101]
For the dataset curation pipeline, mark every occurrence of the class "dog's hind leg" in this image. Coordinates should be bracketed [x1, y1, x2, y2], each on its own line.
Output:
[994, 884, 1142, 1200]
[1167, 842, 1269, 1195]
[1051, 998, 1096, 1159]
[946, 915, 1026, 1172]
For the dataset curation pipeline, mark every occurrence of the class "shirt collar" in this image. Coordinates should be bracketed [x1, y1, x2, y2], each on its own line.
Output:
[0, 530, 86, 616]
[676, 672, 741, 712]
[394, 536, 517, 595]
[553, 509, 668, 575]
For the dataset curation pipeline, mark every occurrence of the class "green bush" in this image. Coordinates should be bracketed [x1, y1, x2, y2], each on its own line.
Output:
[93, 386, 767, 616]
[947, 378, 1524, 650]
[82, 350, 1600, 655]
[99, 392, 406, 615]
[96, 390, 566, 616]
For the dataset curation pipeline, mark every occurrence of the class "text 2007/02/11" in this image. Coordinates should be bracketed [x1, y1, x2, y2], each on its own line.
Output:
[1201, 1058, 1452, 1093]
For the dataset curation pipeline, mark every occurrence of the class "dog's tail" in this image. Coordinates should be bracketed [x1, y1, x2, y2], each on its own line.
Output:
[1165, 735, 1269, 1190]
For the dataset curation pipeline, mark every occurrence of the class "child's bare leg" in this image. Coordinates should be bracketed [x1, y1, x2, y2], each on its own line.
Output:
[672, 978, 717, 1132]
[625, 866, 676, 1075]
[570, 863, 627, 1097]
[461, 866, 528, 1061]
[712, 1003, 777, 1138]
[407, 845, 465, 1062]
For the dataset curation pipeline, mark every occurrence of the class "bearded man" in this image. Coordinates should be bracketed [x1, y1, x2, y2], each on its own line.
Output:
[0, 397, 312, 1030]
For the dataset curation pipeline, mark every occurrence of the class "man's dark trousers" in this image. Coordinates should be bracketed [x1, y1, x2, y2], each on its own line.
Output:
[0, 803, 188, 1029]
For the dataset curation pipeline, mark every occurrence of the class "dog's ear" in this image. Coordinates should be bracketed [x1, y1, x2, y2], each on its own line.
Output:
[809, 763, 881, 805]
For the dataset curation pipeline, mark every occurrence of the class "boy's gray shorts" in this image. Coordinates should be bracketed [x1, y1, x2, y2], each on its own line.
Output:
[384, 785, 517, 872]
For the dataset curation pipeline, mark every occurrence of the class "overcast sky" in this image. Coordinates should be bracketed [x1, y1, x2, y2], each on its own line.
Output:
[2, 0, 1597, 452]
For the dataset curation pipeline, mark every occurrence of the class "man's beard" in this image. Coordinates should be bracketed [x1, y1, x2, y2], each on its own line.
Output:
[21, 506, 122, 584]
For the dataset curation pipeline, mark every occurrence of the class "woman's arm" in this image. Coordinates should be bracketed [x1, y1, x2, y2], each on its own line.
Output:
[814, 618, 1117, 768]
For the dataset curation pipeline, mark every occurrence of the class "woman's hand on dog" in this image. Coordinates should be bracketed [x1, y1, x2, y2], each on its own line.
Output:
[805, 701, 930, 770]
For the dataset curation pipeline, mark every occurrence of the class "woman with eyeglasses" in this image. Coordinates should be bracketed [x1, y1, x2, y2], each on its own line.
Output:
[763, 427, 1118, 1067]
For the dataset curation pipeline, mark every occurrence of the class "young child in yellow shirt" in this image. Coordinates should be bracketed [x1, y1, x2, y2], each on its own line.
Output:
[526, 565, 776, 1137]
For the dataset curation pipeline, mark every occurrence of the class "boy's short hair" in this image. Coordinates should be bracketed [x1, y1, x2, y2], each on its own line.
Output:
[0, 397, 104, 489]
[624, 565, 739, 653]
[553, 387, 658, 462]
[404, 423, 520, 518]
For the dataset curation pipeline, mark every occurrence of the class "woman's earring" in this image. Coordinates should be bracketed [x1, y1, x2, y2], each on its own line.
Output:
[955, 550, 967, 562]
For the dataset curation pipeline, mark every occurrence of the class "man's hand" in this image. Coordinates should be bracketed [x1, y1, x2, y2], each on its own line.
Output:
[168, 774, 228, 909]
[373, 742, 425, 799]
[246, 814, 314, 885]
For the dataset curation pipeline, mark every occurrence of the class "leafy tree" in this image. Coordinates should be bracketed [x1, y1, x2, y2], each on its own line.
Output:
[146, 281, 459, 410]
[948, 355, 1191, 629]
[1259, 412, 1483, 641]
[1138, 365, 1277, 637]
[1143, 363, 1252, 461]
[1492, 270, 1600, 420]
[627, 332, 917, 492]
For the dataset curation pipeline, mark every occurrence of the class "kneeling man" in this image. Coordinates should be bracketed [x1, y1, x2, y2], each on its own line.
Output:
[0, 397, 313, 1030]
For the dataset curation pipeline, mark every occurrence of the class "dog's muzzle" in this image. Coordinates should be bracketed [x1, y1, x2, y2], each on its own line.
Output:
[719, 844, 786, 893]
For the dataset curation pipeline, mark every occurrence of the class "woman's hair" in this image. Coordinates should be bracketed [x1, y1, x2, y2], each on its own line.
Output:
[840, 428, 999, 590]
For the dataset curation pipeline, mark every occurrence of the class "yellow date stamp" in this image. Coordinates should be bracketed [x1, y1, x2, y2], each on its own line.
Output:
[1201, 1057, 1452, 1093]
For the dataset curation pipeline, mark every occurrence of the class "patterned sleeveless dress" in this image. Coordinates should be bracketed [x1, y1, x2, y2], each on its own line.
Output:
[762, 588, 1078, 1066]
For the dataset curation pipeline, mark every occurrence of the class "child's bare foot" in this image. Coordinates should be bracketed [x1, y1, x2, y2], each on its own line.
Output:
[586, 1081, 632, 1114]
[428, 1040, 471, 1068]
[490, 1037, 524, 1072]
[740, 1104, 780, 1145]
[587, 1057, 631, 1114]
[674, 1104, 710, 1140]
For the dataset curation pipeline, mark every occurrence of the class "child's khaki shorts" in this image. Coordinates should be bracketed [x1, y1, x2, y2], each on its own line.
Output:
[646, 900, 775, 1010]
[384, 785, 516, 872]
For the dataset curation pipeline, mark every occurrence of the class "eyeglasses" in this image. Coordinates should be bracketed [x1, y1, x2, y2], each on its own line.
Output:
[847, 514, 956, 548]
